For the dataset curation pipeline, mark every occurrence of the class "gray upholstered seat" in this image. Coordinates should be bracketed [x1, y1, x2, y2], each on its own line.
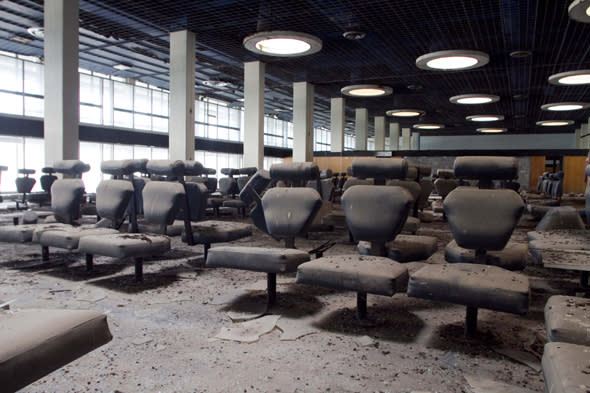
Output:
[542, 342, 590, 393]
[408, 156, 530, 337]
[0, 308, 112, 392]
[358, 235, 438, 262]
[77, 180, 185, 281]
[206, 162, 322, 307]
[188, 220, 252, 257]
[545, 295, 590, 346]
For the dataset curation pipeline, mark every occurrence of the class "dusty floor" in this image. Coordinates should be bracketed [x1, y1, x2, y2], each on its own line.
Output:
[0, 206, 582, 393]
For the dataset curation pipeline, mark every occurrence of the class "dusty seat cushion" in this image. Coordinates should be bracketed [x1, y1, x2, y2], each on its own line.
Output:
[403, 216, 420, 234]
[222, 199, 247, 209]
[536, 206, 585, 231]
[206, 246, 310, 273]
[445, 239, 528, 271]
[77, 233, 170, 258]
[262, 188, 322, 238]
[0, 309, 112, 393]
[0, 223, 73, 243]
[40, 227, 120, 250]
[358, 235, 438, 262]
[542, 342, 590, 393]
[407, 263, 529, 314]
[296, 255, 409, 296]
[188, 220, 252, 244]
[545, 296, 590, 346]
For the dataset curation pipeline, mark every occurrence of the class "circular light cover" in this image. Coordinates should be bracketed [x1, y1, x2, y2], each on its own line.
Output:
[413, 123, 445, 130]
[386, 109, 424, 117]
[243, 31, 322, 57]
[416, 50, 489, 71]
[541, 102, 590, 111]
[450, 94, 500, 105]
[341, 84, 393, 97]
[568, 0, 590, 23]
[476, 127, 507, 133]
[536, 120, 575, 126]
[548, 70, 590, 85]
[466, 115, 504, 122]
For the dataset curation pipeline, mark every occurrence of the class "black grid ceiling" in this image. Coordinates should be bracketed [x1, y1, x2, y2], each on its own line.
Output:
[0, 0, 588, 138]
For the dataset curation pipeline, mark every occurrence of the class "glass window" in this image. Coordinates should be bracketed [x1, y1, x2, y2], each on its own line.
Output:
[113, 81, 133, 111]
[114, 110, 133, 129]
[113, 144, 133, 160]
[152, 91, 168, 117]
[134, 114, 151, 131]
[0, 92, 23, 115]
[24, 96, 43, 118]
[102, 79, 114, 126]
[0, 56, 23, 92]
[24, 62, 43, 95]
[133, 145, 150, 159]
[80, 104, 101, 124]
[79, 74, 101, 105]
[79, 142, 102, 193]
[151, 147, 168, 160]
[134, 86, 151, 114]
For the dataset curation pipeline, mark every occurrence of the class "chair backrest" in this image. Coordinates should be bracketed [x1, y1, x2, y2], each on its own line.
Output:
[219, 177, 239, 196]
[142, 181, 185, 229]
[444, 156, 524, 252]
[50, 179, 85, 224]
[95, 179, 134, 227]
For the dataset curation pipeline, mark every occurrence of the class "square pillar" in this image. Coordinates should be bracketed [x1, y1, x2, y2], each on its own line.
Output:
[292, 82, 314, 162]
[169, 30, 196, 160]
[411, 132, 420, 150]
[389, 122, 400, 150]
[330, 97, 345, 153]
[243, 61, 265, 168]
[355, 108, 368, 150]
[374, 116, 386, 150]
[44, 0, 79, 165]
[401, 127, 411, 150]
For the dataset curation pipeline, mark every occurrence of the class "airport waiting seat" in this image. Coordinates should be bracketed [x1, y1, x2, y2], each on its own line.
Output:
[206, 162, 322, 308]
[544, 295, 590, 346]
[297, 158, 412, 319]
[542, 342, 590, 393]
[37, 160, 136, 261]
[0, 160, 89, 245]
[15, 168, 36, 210]
[77, 164, 186, 281]
[223, 167, 258, 217]
[0, 165, 7, 202]
[0, 308, 112, 392]
[408, 156, 530, 337]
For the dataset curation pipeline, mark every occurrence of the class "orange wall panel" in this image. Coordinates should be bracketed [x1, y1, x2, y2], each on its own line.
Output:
[563, 156, 587, 194]
[529, 156, 545, 190]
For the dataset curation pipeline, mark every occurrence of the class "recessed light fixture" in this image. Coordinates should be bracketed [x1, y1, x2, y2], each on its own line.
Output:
[203, 80, 230, 88]
[548, 70, 590, 85]
[26, 26, 44, 39]
[342, 30, 366, 40]
[509, 50, 533, 58]
[243, 31, 322, 57]
[341, 84, 393, 97]
[416, 50, 489, 71]
[386, 109, 424, 117]
[568, 0, 590, 23]
[113, 63, 132, 71]
[450, 94, 500, 105]
[413, 123, 445, 130]
[536, 120, 575, 126]
[407, 84, 423, 90]
[476, 127, 507, 133]
[541, 102, 590, 111]
[236, 97, 245, 102]
[466, 115, 504, 122]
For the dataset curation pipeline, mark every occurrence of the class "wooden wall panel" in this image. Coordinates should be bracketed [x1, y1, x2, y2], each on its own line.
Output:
[529, 156, 545, 190]
[563, 156, 587, 194]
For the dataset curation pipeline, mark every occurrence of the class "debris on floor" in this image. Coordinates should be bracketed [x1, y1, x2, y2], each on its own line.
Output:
[214, 314, 281, 343]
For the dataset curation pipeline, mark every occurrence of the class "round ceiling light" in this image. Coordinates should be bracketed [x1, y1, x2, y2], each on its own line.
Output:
[243, 31, 322, 57]
[203, 80, 230, 88]
[450, 94, 500, 105]
[548, 70, 590, 85]
[341, 84, 393, 97]
[413, 123, 445, 130]
[568, 0, 590, 23]
[536, 120, 575, 126]
[416, 50, 489, 71]
[476, 127, 507, 133]
[27, 26, 44, 39]
[386, 109, 424, 117]
[541, 102, 590, 111]
[466, 115, 504, 122]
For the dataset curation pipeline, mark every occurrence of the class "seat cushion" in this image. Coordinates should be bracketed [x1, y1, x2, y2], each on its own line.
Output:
[445, 239, 528, 271]
[189, 220, 252, 244]
[402, 216, 420, 234]
[222, 199, 247, 209]
[542, 342, 590, 393]
[545, 296, 590, 346]
[0, 223, 73, 243]
[0, 309, 112, 393]
[77, 233, 170, 258]
[358, 235, 438, 262]
[40, 227, 120, 250]
[407, 263, 529, 314]
[296, 255, 408, 296]
[206, 246, 310, 273]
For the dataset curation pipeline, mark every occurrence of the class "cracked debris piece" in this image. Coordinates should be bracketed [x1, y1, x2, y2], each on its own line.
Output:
[465, 375, 538, 393]
[276, 317, 318, 341]
[214, 315, 280, 343]
[356, 335, 376, 347]
[494, 347, 541, 372]
[132, 336, 153, 346]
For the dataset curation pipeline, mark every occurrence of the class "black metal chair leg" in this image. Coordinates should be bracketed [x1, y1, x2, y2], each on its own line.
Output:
[134, 257, 143, 282]
[85, 254, 93, 271]
[267, 273, 277, 307]
[41, 246, 49, 261]
[356, 292, 368, 320]
[465, 306, 478, 338]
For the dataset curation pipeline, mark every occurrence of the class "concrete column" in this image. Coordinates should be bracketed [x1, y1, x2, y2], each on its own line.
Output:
[389, 122, 400, 150]
[243, 61, 265, 168]
[168, 30, 195, 160]
[330, 97, 345, 152]
[411, 132, 420, 150]
[576, 127, 582, 149]
[44, 0, 79, 165]
[292, 82, 314, 162]
[355, 108, 368, 150]
[582, 123, 590, 150]
[401, 127, 411, 150]
[374, 116, 386, 150]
